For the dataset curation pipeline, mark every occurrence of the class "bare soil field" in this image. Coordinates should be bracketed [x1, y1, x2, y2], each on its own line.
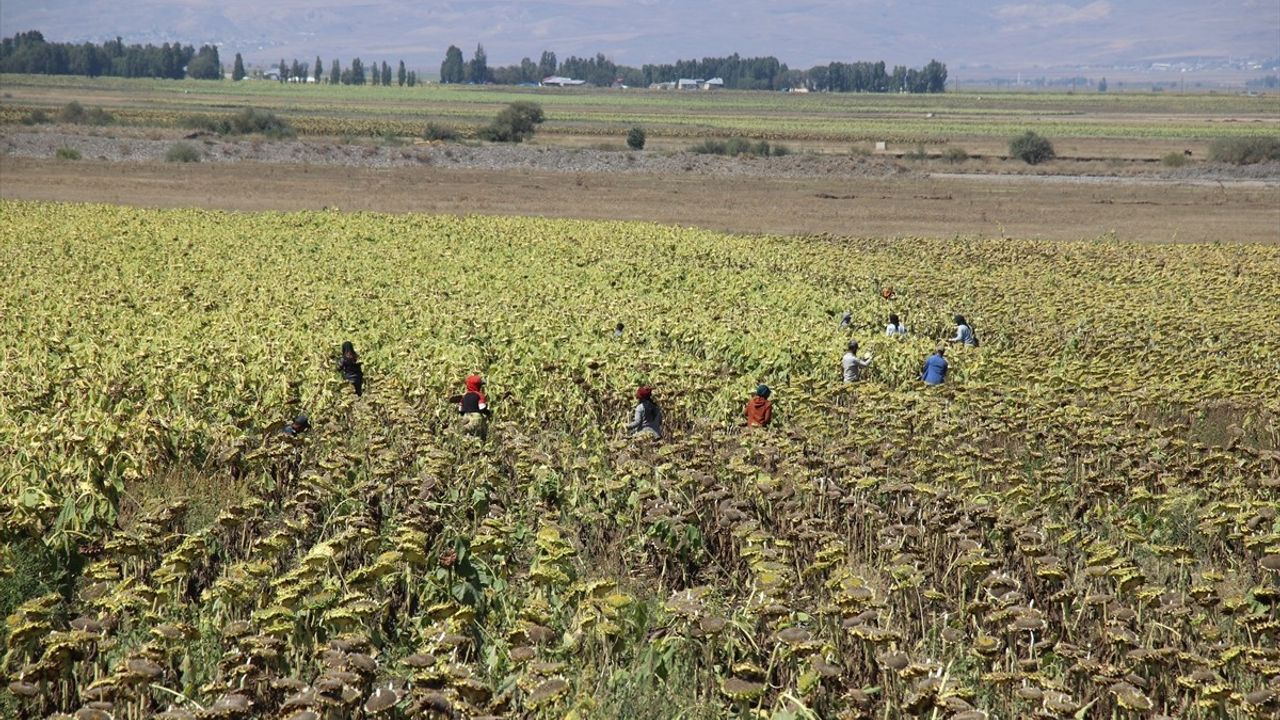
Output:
[3, 153, 1276, 244]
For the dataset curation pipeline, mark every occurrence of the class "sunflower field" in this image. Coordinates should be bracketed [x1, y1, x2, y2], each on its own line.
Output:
[1, 200, 1278, 720]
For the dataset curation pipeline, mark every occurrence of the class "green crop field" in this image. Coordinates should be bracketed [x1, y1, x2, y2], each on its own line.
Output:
[3, 74, 1277, 143]
[2, 201, 1279, 719]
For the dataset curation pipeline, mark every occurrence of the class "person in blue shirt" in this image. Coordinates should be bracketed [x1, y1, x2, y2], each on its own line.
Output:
[921, 347, 948, 385]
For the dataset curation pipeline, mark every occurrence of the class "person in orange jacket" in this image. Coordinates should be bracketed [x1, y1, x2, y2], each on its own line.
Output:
[744, 385, 773, 427]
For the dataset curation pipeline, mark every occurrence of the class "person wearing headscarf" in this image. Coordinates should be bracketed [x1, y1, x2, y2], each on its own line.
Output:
[921, 347, 948, 385]
[614, 322, 625, 338]
[948, 315, 978, 347]
[885, 313, 906, 337]
[842, 340, 874, 382]
[744, 385, 773, 427]
[337, 341, 364, 396]
[459, 374, 492, 439]
[627, 385, 663, 439]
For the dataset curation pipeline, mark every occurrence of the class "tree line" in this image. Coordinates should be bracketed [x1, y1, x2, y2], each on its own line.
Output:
[259, 55, 417, 86]
[0, 31, 222, 79]
[0, 31, 419, 86]
[440, 44, 948, 92]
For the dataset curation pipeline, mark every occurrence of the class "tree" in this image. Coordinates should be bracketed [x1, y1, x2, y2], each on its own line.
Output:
[922, 59, 947, 93]
[1097, 77, 1108, 93]
[279, 58, 288, 82]
[479, 101, 544, 142]
[232, 53, 246, 81]
[1009, 131, 1055, 165]
[314, 56, 323, 83]
[397, 60, 406, 86]
[538, 50, 557, 78]
[468, 44, 488, 83]
[440, 45, 464, 83]
[381, 61, 391, 86]
[330, 58, 340, 85]
[627, 126, 646, 150]
[351, 57, 364, 85]
[186, 45, 221, 79]
[407, 70, 416, 87]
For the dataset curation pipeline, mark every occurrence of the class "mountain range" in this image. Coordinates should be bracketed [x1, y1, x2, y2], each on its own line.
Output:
[2, 0, 1276, 72]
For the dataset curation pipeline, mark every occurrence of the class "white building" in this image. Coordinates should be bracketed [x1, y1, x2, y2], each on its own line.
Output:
[541, 76, 586, 87]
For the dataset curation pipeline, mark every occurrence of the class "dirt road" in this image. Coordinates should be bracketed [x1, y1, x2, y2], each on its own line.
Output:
[3, 156, 1277, 244]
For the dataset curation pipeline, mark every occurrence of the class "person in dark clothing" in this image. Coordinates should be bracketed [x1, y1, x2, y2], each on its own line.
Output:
[459, 374, 492, 439]
[337, 341, 364, 396]
[744, 384, 773, 427]
[627, 386, 663, 439]
[281, 415, 310, 436]
[614, 322, 625, 338]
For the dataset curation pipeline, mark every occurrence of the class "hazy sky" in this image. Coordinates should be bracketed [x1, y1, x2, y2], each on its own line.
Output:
[3, 0, 1277, 70]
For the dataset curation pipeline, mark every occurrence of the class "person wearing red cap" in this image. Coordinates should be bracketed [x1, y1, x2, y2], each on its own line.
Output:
[459, 374, 492, 439]
[627, 385, 663, 439]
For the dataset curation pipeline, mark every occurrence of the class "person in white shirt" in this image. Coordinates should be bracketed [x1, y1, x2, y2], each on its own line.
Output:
[948, 315, 978, 347]
[885, 313, 906, 337]
[841, 341, 873, 382]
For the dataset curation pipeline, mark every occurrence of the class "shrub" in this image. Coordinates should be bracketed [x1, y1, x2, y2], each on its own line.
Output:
[942, 147, 969, 164]
[478, 102, 545, 143]
[1009, 131, 1055, 165]
[904, 145, 929, 161]
[183, 108, 294, 138]
[1161, 152, 1189, 168]
[21, 109, 50, 125]
[423, 123, 458, 141]
[689, 137, 790, 157]
[1207, 137, 1280, 165]
[55, 147, 81, 161]
[627, 126, 646, 151]
[165, 142, 202, 163]
[56, 101, 113, 125]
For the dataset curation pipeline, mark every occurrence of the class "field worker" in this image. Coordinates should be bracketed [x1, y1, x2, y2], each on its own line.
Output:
[839, 310, 852, 329]
[281, 415, 310, 436]
[948, 315, 979, 347]
[842, 341, 873, 382]
[337, 341, 364, 396]
[459, 374, 492, 439]
[885, 313, 906, 337]
[744, 385, 773, 427]
[614, 322, 625, 338]
[921, 347, 948, 385]
[627, 386, 663, 439]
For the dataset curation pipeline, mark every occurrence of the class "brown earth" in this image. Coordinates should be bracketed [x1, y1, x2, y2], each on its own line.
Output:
[2, 156, 1277, 244]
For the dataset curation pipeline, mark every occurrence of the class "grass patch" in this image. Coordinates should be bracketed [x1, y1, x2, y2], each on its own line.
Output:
[165, 142, 202, 163]
[1161, 152, 1190, 168]
[55, 147, 81, 160]
[942, 146, 969, 164]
